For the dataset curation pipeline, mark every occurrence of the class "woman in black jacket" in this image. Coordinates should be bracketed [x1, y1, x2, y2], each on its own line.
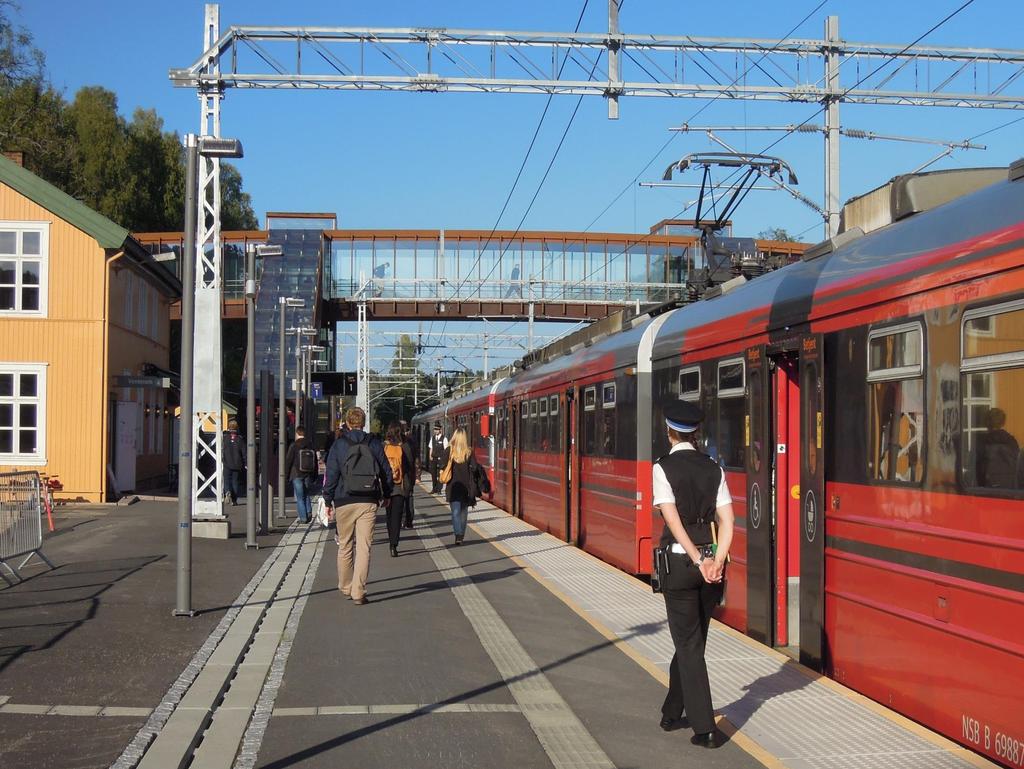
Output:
[441, 428, 490, 545]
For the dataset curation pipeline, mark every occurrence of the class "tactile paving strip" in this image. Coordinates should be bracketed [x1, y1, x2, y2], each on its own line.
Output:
[465, 499, 987, 769]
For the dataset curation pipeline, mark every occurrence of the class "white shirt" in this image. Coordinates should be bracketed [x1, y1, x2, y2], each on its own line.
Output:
[652, 441, 732, 508]
[428, 434, 449, 460]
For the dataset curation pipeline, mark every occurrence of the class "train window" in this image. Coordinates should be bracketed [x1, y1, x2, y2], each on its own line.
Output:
[530, 399, 538, 418]
[549, 395, 559, 415]
[539, 398, 548, 417]
[867, 323, 925, 484]
[718, 359, 744, 395]
[549, 396, 561, 453]
[961, 301, 1024, 494]
[583, 386, 596, 410]
[538, 397, 549, 451]
[717, 358, 745, 469]
[602, 382, 617, 456]
[603, 383, 616, 408]
[679, 367, 701, 401]
[583, 386, 597, 454]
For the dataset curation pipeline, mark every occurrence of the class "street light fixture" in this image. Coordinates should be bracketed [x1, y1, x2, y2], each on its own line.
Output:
[243, 242, 284, 550]
[277, 298, 305, 524]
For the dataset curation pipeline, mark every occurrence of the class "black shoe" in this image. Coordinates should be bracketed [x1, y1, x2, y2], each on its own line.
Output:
[403, 523, 413, 530]
[690, 731, 721, 749]
[454, 535, 463, 545]
[390, 546, 398, 557]
[659, 716, 687, 732]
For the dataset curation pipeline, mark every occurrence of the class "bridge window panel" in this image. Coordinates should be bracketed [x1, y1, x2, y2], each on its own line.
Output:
[330, 240, 353, 297]
[478, 240, 501, 299]
[607, 243, 627, 301]
[647, 245, 667, 302]
[583, 241, 605, 300]
[520, 240, 543, 298]
[717, 358, 746, 470]
[564, 241, 586, 300]
[627, 243, 648, 301]
[371, 239, 395, 293]
[961, 301, 1024, 495]
[667, 243, 689, 286]
[394, 240, 417, 298]
[499, 239, 523, 299]
[680, 367, 701, 402]
[867, 323, 925, 484]
[352, 240, 374, 295]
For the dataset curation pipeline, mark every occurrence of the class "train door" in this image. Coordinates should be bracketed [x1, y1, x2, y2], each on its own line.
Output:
[564, 387, 580, 544]
[799, 333, 826, 671]
[745, 345, 773, 644]
[772, 354, 801, 653]
[510, 401, 522, 518]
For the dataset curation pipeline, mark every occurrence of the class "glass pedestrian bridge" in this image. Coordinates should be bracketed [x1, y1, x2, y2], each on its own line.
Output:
[139, 220, 807, 314]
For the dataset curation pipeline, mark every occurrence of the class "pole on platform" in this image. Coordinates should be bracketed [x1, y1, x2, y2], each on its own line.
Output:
[244, 244, 258, 549]
[259, 370, 272, 531]
[174, 134, 198, 617]
[277, 298, 287, 524]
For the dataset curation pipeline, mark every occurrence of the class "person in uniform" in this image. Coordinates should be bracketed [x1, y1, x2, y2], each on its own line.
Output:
[653, 400, 734, 749]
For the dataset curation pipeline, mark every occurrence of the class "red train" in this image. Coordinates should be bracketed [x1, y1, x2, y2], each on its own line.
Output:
[413, 161, 1024, 766]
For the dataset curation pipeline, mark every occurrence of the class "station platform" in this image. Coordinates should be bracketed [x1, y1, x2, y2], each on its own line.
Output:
[1, 487, 999, 768]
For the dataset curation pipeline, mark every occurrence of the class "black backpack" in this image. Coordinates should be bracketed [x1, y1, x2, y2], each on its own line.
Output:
[298, 447, 317, 474]
[342, 435, 380, 498]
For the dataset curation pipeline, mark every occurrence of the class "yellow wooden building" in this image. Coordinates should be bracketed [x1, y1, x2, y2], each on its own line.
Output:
[0, 155, 180, 501]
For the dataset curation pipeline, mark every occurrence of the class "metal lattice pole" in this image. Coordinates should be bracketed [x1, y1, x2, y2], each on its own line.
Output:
[191, 3, 225, 519]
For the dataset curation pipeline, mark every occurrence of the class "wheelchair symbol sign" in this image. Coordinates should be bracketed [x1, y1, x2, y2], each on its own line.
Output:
[804, 490, 818, 542]
[749, 482, 762, 529]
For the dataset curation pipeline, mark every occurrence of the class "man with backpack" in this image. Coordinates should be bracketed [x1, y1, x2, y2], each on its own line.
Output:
[323, 407, 393, 605]
[285, 426, 318, 524]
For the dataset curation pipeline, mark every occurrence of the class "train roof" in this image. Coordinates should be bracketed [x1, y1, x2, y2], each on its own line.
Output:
[652, 165, 1024, 362]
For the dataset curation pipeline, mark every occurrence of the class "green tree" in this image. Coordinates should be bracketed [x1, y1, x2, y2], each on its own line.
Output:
[219, 162, 258, 230]
[0, 79, 76, 189]
[67, 86, 130, 222]
[757, 226, 795, 242]
[0, 0, 42, 89]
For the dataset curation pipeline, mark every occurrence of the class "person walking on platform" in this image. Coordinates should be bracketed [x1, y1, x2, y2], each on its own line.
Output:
[401, 420, 418, 529]
[323, 407, 393, 605]
[383, 421, 414, 556]
[223, 420, 245, 506]
[440, 427, 490, 545]
[428, 423, 448, 493]
[653, 401, 734, 749]
[285, 426, 317, 524]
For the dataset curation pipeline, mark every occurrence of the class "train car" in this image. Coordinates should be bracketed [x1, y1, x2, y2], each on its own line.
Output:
[412, 161, 1024, 765]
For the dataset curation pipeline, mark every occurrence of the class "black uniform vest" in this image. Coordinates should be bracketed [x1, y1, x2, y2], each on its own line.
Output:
[430, 436, 445, 463]
[657, 449, 721, 547]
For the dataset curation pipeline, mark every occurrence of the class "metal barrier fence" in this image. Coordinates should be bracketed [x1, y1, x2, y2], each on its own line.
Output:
[0, 470, 54, 585]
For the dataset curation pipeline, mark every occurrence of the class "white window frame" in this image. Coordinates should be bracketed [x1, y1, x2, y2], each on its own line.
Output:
[602, 382, 616, 408]
[679, 366, 701, 402]
[867, 321, 924, 382]
[530, 399, 538, 418]
[717, 358, 745, 398]
[0, 362, 47, 465]
[549, 395, 559, 415]
[962, 300, 1024, 373]
[521, 402, 528, 419]
[0, 221, 50, 318]
[539, 397, 548, 417]
[583, 386, 597, 411]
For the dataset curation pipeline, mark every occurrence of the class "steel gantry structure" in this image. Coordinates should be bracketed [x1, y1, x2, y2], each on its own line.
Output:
[171, 2, 1024, 520]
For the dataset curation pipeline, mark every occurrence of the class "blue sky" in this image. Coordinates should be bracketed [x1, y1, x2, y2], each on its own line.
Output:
[19, 1, 1024, 373]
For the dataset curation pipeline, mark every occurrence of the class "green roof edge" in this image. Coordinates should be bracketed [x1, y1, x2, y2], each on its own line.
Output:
[0, 154, 129, 249]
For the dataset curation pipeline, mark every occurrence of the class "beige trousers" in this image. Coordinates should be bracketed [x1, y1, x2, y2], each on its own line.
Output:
[335, 501, 378, 600]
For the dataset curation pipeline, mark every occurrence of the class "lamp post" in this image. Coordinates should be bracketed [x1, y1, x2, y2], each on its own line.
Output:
[302, 343, 326, 437]
[244, 243, 282, 550]
[289, 326, 316, 439]
[277, 298, 305, 525]
[176, 133, 243, 618]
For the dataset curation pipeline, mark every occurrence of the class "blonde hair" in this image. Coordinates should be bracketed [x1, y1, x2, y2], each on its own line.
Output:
[345, 406, 366, 429]
[449, 428, 471, 464]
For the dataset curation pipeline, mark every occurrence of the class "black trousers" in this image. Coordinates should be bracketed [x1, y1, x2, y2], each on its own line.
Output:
[430, 463, 442, 493]
[661, 563, 724, 734]
[225, 468, 243, 503]
[403, 491, 415, 526]
[386, 494, 406, 549]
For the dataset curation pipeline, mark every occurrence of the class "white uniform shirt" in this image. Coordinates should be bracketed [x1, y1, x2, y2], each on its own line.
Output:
[652, 441, 732, 508]
[428, 434, 449, 461]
